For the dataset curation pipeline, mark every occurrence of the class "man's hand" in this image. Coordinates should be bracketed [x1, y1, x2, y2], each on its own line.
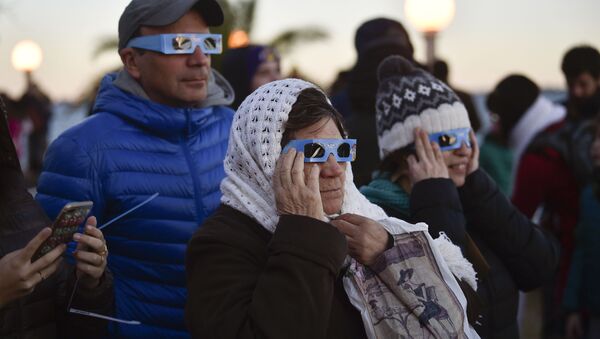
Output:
[331, 214, 389, 265]
[273, 148, 325, 220]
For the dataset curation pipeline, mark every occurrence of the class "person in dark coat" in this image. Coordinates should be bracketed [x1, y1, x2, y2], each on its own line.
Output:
[0, 97, 113, 338]
[330, 17, 417, 187]
[185, 79, 480, 338]
[360, 55, 559, 338]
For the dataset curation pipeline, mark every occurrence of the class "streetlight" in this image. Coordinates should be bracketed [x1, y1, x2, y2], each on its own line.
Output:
[11, 40, 43, 86]
[404, 0, 455, 70]
[228, 29, 250, 49]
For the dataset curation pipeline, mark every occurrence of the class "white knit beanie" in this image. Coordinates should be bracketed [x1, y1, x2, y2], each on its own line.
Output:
[376, 55, 471, 159]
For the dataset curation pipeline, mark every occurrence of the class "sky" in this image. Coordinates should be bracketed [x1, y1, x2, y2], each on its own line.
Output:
[1, 0, 599, 102]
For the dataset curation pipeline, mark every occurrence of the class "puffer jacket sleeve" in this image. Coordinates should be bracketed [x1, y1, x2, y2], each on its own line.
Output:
[457, 169, 559, 291]
[185, 208, 348, 339]
[36, 133, 105, 222]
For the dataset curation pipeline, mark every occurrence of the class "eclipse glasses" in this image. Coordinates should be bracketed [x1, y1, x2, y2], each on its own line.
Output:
[427, 128, 472, 151]
[126, 33, 222, 55]
[282, 139, 357, 163]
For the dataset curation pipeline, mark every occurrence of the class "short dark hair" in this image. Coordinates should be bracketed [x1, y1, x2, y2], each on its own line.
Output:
[561, 45, 600, 79]
[281, 88, 346, 147]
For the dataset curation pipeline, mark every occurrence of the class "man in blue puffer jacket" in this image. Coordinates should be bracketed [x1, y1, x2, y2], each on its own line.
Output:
[35, 0, 234, 337]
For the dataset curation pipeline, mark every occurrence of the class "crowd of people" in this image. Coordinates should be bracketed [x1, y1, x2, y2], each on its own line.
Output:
[1, 0, 599, 338]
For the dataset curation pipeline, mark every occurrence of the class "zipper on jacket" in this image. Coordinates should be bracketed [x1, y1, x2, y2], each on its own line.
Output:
[181, 108, 205, 223]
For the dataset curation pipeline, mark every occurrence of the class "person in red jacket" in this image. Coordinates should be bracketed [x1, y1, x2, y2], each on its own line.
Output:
[512, 45, 600, 337]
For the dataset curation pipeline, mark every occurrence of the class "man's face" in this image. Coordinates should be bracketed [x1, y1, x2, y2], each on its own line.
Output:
[121, 11, 211, 107]
[567, 72, 600, 101]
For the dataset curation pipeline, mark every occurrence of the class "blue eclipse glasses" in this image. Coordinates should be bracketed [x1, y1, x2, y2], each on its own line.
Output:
[427, 128, 472, 151]
[126, 33, 222, 55]
[282, 139, 357, 163]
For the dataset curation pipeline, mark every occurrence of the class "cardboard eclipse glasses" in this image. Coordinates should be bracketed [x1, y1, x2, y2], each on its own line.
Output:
[126, 33, 222, 55]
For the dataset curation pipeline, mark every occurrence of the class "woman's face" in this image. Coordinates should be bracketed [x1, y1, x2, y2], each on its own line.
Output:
[442, 142, 472, 187]
[250, 60, 282, 91]
[591, 127, 600, 168]
[292, 118, 347, 215]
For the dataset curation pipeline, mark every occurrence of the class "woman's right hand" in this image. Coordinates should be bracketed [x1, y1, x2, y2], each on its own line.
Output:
[0, 227, 66, 308]
[273, 148, 325, 220]
[407, 128, 449, 185]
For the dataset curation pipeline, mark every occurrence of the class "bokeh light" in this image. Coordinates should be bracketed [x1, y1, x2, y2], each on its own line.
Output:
[11, 40, 43, 72]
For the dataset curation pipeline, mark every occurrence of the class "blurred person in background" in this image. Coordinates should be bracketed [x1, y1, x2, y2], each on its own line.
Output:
[512, 45, 600, 338]
[330, 17, 417, 188]
[481, 74, 565, 196]
[564, 115, 600, 339]
[221, 44, 282, 110]
[18, 83, 52, 187]
[433, 59, 481, 133]
[35, 0, 235, 337]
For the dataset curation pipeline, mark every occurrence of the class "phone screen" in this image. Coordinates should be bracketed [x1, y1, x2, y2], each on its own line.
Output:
[32, 201, 93, 262]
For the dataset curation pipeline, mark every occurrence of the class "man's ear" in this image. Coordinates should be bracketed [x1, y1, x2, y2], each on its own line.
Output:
[119, 48, 142, 80]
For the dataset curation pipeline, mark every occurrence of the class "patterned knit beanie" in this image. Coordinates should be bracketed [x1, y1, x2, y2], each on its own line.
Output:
[375, 55, 471, 159]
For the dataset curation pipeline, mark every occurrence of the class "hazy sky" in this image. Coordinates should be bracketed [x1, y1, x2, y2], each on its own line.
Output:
[1, 0, 599, 101]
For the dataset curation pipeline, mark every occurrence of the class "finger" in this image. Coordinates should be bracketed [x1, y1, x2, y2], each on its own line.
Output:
[413, 128, 427, 164]
[291, 151, 305, 186]
[335, 213, 369, 226]
[38, 257, 63, 282]
[279, 148, 296, 189]
[20, 227, 52, 260]
[469, 130, 480, 157]
[331, 219, 359, 237]
[73, 232, 104, 252]
[432, 142, 444, 161]
[77, 261, 104, 280]
[85, 216, 97, 228]
[84, 223, 105, 242]
[74, 249, 105, 267]
[306, 164, 320, 193]
[419, 129, 436, 161]
[29, 243, 66, 273]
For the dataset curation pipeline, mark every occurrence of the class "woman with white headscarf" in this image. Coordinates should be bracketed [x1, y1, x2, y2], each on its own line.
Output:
[185, 78, 479, 339]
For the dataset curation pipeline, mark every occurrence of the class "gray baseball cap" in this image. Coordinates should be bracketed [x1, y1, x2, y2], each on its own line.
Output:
[118, 0, 224, 50]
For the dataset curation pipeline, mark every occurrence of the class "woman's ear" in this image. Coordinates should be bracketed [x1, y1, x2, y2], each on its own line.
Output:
[119, 48, 142, 80]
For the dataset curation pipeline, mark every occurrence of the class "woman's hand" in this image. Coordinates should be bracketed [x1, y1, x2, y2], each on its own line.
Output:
[0, 228, 65, 308]
[331, 214, 389, 265]
[407, 128, 449, 185]
[466, 130, 479, 175]
[73, 216, 107, 289]
[273, 148, 325, 220]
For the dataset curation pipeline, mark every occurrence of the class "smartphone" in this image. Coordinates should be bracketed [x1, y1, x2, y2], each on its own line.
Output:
[32, 201, 93, 262]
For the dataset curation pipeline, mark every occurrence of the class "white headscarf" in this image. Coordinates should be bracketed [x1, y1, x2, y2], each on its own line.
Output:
[221, 78, 389, 232]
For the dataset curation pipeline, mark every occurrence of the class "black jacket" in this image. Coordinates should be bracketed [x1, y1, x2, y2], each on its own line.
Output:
[0, 107, 113, 338]
[389, 170, 559, 338]
[185, 204, 367, 339]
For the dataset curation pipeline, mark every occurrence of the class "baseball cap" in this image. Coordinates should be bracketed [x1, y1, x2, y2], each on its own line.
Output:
[118, 0, 224, 50]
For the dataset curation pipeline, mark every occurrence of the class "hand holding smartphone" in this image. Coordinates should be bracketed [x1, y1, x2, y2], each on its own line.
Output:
[32, 201, 93, 262]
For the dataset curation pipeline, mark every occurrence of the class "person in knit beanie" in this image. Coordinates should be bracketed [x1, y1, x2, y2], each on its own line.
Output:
[186, 78, 481, 338]
[221, 44, 282, 110]
[361, 55, 559, 339]
[480, 74, 565, 195]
